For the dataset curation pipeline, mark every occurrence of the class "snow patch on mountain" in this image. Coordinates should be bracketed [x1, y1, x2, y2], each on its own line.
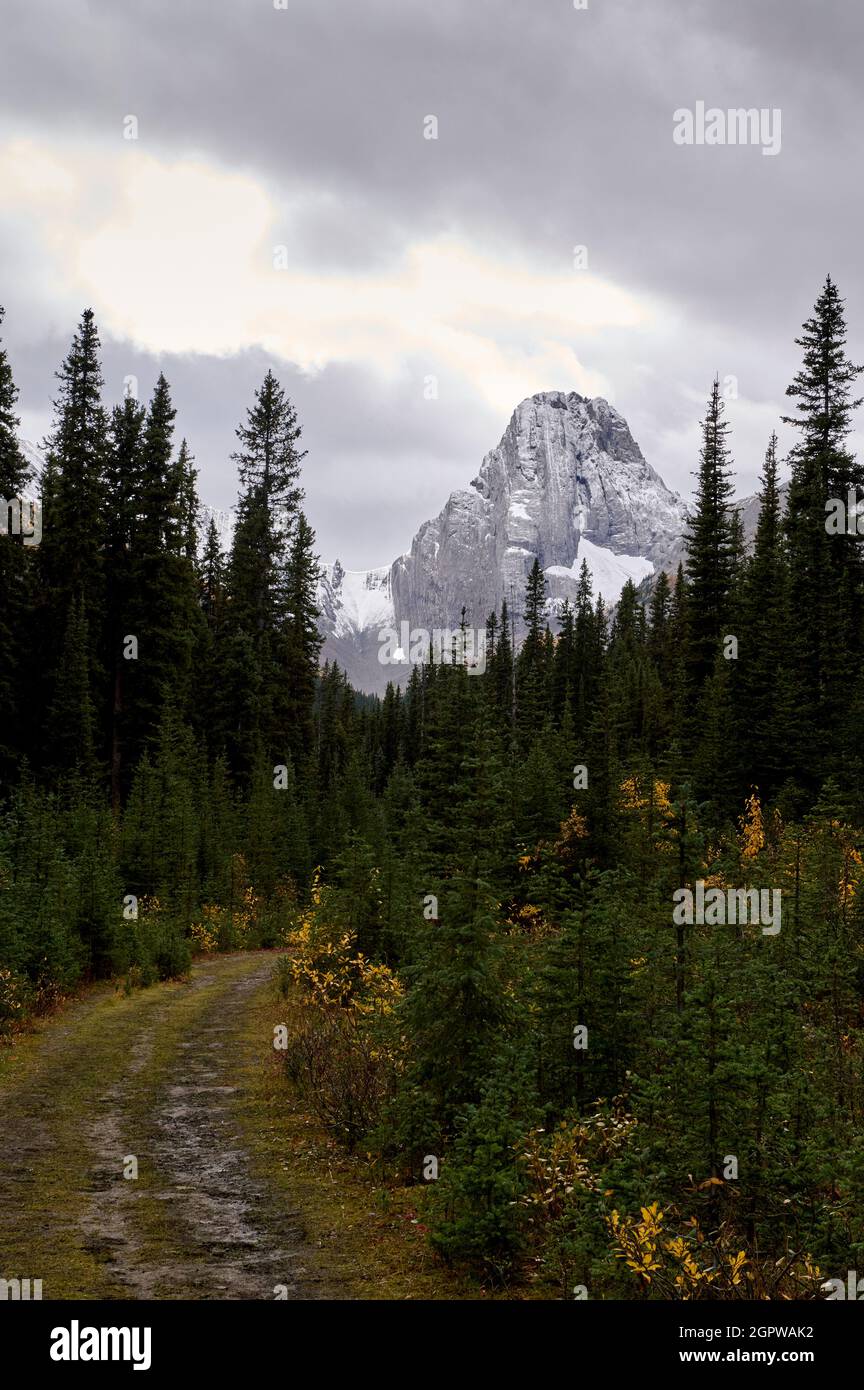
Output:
[199, 505, 236, 554]
[18, 439, 47, 476]
[545, 538, 654, 606]
[318, 560, 394, 638]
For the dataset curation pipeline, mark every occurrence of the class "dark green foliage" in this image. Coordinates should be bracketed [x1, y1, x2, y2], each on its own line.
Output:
[5, 285, 864, 1297]
[685, 377, 736, 687]
[0, 307, 33, 785]
[398, 872, 511, 1134]
[426, 1064, 532, 1280]
[219, 372, 315, 777]
[782, 276, 864, 781]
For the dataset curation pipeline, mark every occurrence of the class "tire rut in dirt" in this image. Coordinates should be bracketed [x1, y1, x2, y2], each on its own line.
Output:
[148, 961, 325, 1299]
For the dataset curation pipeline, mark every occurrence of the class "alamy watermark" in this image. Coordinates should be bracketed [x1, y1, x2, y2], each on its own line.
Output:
[672, 881, 781, 935]
[50, 1322, 151, 1370]
[0, 496, 41, 546]
[378, 621, 486, 673]
[823, 1271, 864, 1300]
[673, 102, 781, 157]
[826, 489, 864, 534]
[0, 1276, 42, 1300]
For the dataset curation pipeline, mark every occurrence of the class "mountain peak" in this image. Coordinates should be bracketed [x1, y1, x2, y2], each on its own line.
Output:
[319, 389, 688, 692]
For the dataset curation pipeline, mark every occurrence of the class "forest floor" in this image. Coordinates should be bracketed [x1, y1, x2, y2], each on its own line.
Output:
[0, 951, 477, 1300]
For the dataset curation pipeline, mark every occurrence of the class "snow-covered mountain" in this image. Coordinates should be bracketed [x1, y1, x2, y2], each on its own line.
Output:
[18, 438, 47, 475]
[317, 561, 396, 691]
[391, 391, 685, 631]
[15, 392, 704, 699]
[318, 560, 394, 636]
[199, 504, 236, 553]
[544, 537, 655, 604]
[321, 391, 689, 693]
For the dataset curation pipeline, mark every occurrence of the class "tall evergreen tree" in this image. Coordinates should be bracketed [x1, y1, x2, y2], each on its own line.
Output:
[735, 433, 796, 797]
[221, 372, 308, 775]
[105, 393, 145, 807]
[782, 277, 864, 778]
[0, 307, 32, 785]
[281, 512, 323, 767]
[685, 377, 736, 687]
[516, 558, 549, 734]
[36, 309, 109, 772]
[121, 376, 201, 784]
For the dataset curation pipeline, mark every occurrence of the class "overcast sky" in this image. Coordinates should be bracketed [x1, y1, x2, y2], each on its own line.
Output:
[1, 0, 861, 568]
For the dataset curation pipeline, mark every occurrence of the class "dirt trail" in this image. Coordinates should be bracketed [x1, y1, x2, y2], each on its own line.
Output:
[0, 952, 336, 1300]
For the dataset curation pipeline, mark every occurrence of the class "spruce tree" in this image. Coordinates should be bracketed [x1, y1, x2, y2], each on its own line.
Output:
[121, 376, 200, 782]
[282, 512, 323, 767]
[493, 599, 516, 732]
[684, 378, 736, 688]
[45, 598, 98, 781]
[782, 277, 864, 779]
[200, 517, 226, 633]
[36, 309, 109, 773]
[735, 434, 797, 797]
[105, 393, 145, 807]
[222, 373, 308, 775]
[399, 869, 510, 1137]
[516, 558, 549, 735]
[572, 560, 600, 735]
[0, 307, 32, 785]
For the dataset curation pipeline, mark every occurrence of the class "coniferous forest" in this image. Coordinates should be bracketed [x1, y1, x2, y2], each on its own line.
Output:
[4, 276, 864, 1302]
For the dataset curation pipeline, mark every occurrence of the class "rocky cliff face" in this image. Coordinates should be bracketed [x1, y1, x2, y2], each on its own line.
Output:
[388, 391, 686, 643]
[732, 480, 789, 546]
[320, 391, 689, 692]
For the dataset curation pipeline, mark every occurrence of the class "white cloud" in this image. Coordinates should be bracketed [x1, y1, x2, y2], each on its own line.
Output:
[1, 135, 663, 416]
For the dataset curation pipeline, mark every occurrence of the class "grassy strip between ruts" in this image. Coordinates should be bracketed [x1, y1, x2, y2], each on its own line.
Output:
[224, 968, 502, 1301]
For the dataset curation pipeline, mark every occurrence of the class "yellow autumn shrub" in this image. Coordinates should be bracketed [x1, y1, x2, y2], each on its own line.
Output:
[277, 869, 403, 1146]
